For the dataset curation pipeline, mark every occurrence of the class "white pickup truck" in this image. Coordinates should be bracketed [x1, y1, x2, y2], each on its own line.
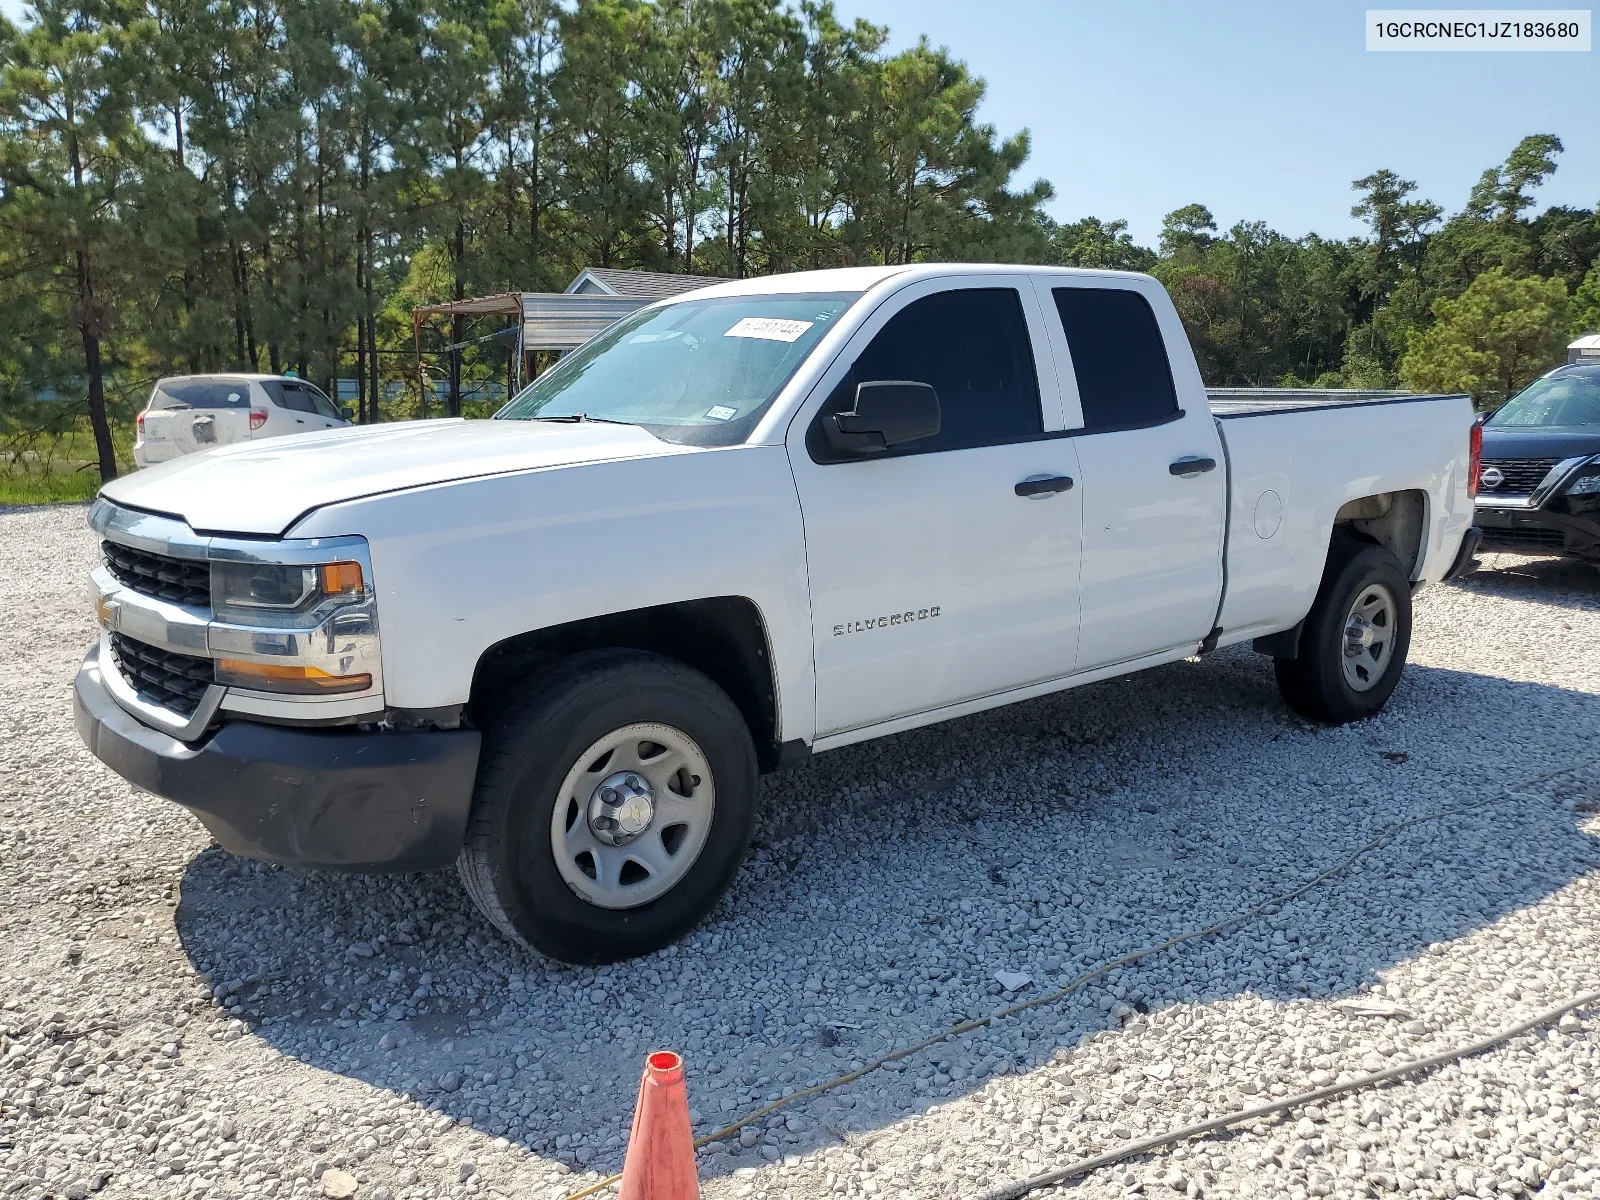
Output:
[75, 264, 1482, 963]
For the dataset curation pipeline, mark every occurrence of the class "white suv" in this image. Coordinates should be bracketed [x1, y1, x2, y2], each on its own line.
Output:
[133, 374, 352, 469]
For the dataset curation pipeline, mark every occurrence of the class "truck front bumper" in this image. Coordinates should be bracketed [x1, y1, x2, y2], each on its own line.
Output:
[74, 645, 481, 873]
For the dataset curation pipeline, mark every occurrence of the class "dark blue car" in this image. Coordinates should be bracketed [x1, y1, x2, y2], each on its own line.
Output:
[1474, 363, 1600, 564]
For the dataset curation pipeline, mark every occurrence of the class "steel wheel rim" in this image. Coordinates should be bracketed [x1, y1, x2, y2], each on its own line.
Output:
[549, 722, 716, 910]
[1341, 582, 1397, 693]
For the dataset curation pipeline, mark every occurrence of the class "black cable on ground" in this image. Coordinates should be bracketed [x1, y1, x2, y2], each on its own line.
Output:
[970, 990, 1600, 1200]
[561, 762, 1588, 1200]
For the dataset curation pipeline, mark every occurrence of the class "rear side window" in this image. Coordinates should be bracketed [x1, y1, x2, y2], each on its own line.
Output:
[1051, 287, 1179, 431]
[808, 287, 1042, 460]
[150, 379, 252, 410]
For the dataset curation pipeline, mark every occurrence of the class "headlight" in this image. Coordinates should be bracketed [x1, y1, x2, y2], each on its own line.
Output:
[207, 556, 378, 696]
[212, 560, 366, 624]
[1567, 472, 1600, 496]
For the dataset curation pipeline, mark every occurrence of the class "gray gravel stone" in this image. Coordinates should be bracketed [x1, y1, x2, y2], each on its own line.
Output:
[4, 512, 1599, 1200]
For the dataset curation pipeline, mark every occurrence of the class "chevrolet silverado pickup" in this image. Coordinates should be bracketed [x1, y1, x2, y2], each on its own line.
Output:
[75, 264, 1482, 963]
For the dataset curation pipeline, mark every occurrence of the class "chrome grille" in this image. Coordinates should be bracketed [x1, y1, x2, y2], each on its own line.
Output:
[108, 632, 213, 717]
[1479, 458, 1559, 494]
[102, 540, 211, 607]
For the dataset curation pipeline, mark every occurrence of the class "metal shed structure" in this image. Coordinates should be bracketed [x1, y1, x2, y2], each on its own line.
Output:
[411, 269, 727, 410]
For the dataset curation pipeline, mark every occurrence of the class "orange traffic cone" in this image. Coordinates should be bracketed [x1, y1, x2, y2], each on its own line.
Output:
[618, 1051, 700, 1200]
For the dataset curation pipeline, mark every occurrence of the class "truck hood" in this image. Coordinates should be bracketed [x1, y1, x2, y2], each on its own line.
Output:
[1480, 424, 1600, 462]
[101, 418, 692, 536]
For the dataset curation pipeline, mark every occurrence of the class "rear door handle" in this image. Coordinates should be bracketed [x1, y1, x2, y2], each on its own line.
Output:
[1169, 456, 1217, 477]
[1015, 474, 1074, 497]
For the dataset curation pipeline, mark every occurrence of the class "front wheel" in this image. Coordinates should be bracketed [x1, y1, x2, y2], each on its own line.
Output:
[457, 650, 758, 963]
[1273, 541, 1413, 724]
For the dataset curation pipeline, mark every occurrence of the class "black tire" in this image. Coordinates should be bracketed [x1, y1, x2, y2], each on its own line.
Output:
[457, 649, 758, 963]
[1273, 540, 1413, 725]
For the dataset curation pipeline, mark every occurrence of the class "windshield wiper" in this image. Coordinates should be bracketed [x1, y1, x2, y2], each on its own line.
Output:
[527, 412, 635, 427]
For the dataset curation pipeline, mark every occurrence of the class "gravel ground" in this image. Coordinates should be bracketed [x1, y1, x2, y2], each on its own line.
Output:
[3, 503, 1599, 1200]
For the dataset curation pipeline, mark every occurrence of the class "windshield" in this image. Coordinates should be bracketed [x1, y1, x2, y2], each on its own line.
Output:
[495, 292, 858, 445]
[1488, 366, 1600, 428]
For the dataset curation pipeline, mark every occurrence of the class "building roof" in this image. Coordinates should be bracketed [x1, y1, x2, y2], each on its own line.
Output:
[565, 268, 728, 300]
[411, 292, 526, 319]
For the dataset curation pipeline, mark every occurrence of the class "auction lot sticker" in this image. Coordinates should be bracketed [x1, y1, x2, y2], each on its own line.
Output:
[724, 317, 814, 342]
[1367, 9, 1590, 49]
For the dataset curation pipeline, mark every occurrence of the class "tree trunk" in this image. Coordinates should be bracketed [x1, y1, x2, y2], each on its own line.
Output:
[365, 307, 379, 422]
[355, 239, 368, 423]
[66, 115, 117, 483]
[449, 136, 465, 418]
[360, 134, 379, 421]
[294, 130, 309, 377]
[364, 233, 379, 422]
[236, 242, 259, 370]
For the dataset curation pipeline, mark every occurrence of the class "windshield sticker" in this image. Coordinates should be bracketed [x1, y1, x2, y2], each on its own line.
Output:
[705, 405, 738, 421]
[724, 316, 814, 343]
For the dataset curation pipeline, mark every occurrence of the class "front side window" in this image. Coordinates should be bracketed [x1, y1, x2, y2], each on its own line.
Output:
[1052, 287, 1179, 431]
[303, 387, 342, 420]
[806, 287, 1043, 461]
[1489, 367, 1600, 428]
[497, 293, 859, 447]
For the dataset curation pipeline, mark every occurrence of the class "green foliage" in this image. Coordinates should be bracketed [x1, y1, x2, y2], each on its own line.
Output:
[1044, 217, 1155, 272]
[1400, 268, 1570, 406]
[1568, 262, 1600, 338]
[0, 2, 1596, 499]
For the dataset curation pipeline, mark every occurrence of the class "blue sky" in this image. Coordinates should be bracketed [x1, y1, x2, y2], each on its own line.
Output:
[834, 0, 1597, 245]
[4, 0, 1592, 247]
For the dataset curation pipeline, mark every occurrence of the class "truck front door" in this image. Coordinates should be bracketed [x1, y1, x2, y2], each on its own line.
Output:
[788, 277, 1084, 740]
[1035, 279, 1226, 672]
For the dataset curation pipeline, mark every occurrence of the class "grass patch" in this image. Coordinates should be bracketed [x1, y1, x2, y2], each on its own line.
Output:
[1, 416, 131, 506]
[0, 468, 103, 505]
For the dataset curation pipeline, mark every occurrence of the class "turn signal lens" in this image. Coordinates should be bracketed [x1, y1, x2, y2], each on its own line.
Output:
[319, 561, 364, 596]
[215, 658, 372, 695]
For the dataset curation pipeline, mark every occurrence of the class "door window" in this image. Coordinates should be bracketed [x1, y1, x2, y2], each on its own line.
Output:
[807, 288, 1042, 461]
[302, 386, 342, 420]
[264, 382, 316, 414]
[1051, 287, 1179, 431]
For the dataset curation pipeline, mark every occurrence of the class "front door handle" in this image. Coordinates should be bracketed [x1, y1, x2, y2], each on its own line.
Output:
[1015, 474, 1074, 498]
[1169, 456, 1217, 477]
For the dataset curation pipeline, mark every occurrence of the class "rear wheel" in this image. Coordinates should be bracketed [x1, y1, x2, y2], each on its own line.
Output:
[457, 649, 758, 963]
[1273, 541, 1412, 724]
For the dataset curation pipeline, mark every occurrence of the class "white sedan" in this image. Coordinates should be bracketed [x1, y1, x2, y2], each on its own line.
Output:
[133, 374, 353, 469]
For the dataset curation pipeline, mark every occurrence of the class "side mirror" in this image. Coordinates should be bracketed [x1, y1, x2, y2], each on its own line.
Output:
[824, 381, 941, 455]
[340, 406, 355, 422]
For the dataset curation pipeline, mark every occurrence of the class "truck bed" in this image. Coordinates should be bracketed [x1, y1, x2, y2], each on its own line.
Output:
[1207, 388, 1464, 417]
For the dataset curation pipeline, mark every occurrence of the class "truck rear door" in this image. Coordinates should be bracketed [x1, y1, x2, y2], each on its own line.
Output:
[143, 378, 258, 455]
[1033, 278, 1226, 671]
